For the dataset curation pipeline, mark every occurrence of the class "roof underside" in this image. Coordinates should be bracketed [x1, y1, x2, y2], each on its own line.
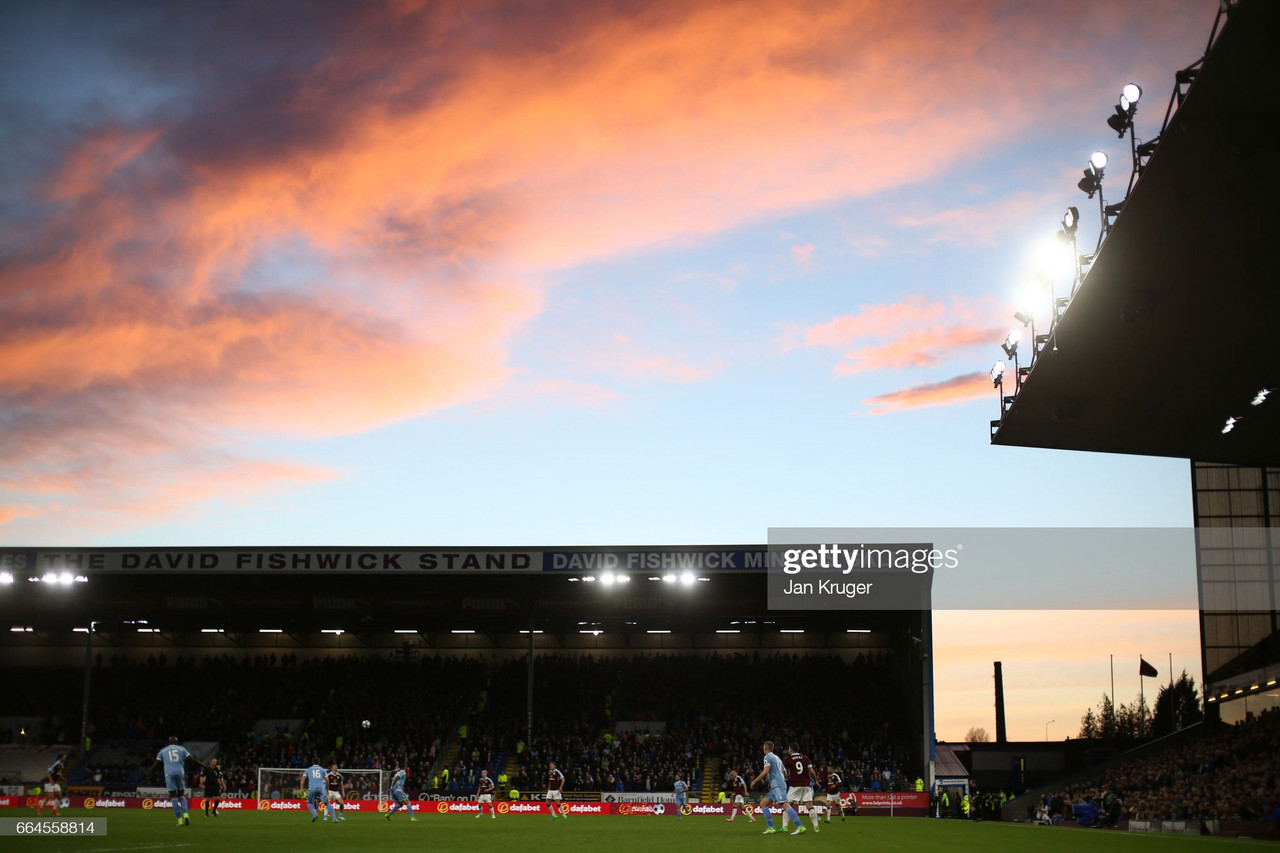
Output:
[992, 0, 1280, 467]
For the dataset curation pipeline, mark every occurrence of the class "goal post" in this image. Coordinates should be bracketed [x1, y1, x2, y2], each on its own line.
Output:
[256, 767, 386, 802]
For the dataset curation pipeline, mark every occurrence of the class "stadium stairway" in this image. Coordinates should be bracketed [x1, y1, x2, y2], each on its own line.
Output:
[697, 755, 720, 802]
[423, 663, 496, 791]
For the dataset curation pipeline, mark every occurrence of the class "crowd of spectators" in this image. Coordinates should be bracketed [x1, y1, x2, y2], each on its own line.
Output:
[1, 655, 485, 796]
[3, 650, 915, 798]
[472, 651, 913, 795]
[1043, 707, 1280, 825]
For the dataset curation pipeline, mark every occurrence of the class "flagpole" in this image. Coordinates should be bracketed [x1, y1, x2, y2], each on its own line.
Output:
[1139, 654, 1144, 731]
[1110, 654, 1115, 738]
[1169, 652, 1175, 731]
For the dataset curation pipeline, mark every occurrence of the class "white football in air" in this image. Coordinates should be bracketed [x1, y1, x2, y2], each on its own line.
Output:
[362, 720, 371, 728]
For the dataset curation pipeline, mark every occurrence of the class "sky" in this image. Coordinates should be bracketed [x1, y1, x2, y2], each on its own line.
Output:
[0, 0, 1216, 740]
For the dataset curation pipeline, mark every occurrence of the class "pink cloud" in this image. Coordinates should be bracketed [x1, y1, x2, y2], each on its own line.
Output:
[785, 295, 1005, 373]
[790, 243, 815, 272]
[861, 371, 991, 415]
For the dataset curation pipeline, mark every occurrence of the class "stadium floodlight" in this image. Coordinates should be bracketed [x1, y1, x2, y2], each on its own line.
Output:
[1252, 388, 1272, 406]
[846, 629, 871, 633]
[1014, 310, 1033, 327]
[1062, 206, 1079, 235]
[518, 629, 545, 634]
[679, 571, 696, 586]
[0, 572, 12, 585]
[1077, 153, 1106, 198]
[582, 575, 596, 582]
[10, 626, 33, 632]
[320, 629, 343, 635]
[646, 630, 671, 634]
[567, 577, 580, 582]
[451, 629, 476, 634]
[616, 574, 631, 583]
[780, 629, 804, 634]
[1107, 83, 1142, 136]
[1222, 417, 1240, 434]
[73, 627, 88, 633]
[137, 627, 159, 633]
[716, 629, 740, 634]
[579, 629, 602, 635]
[990, 361, 1005, 387]
[201, 628, 226, 633]
[1001, 329, 1021, 359]
[601, 572, 615, 585]
[663, 573, 677, 583]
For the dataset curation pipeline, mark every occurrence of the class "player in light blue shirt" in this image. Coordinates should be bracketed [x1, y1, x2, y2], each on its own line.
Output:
[384, 765, 417, 821]
[750, 740, 804, 834]
[674, 775, 688, 820]
[151, 736, 203, 826]
[301, 758, 328, 822]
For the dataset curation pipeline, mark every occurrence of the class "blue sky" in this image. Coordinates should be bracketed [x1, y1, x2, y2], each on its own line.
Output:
[0, 0, 1214, 738]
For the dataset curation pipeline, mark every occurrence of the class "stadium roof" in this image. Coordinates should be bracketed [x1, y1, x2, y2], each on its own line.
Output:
[0, 547, 919, 649]
[991, 0, 1280, 467]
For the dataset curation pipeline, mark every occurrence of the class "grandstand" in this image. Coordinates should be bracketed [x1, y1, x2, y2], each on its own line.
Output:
[0, 544, 931, 812]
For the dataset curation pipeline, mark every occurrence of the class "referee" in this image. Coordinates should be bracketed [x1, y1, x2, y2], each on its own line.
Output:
[201, 758, 226, 817]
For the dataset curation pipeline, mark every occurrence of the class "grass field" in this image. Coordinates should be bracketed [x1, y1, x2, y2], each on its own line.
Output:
[5, 810, 1276, 853]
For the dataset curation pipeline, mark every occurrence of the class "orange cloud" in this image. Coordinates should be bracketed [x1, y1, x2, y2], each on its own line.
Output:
[862, 371, 991, 414]
[49, 127, 162, 201]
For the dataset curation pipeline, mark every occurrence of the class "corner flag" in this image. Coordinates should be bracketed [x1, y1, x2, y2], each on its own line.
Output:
[1139, 658, 1158, 678]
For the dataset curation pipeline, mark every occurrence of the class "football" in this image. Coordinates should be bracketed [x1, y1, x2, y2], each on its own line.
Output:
[361, 719, 371, 729]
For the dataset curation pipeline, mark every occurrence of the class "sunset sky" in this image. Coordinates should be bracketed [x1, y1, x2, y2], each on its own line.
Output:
[0, 0, 1214, 739]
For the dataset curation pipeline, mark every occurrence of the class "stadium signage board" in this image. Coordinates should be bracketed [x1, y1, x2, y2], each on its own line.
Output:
[11, 546, 785, 574]
[0, 796, 931, 816]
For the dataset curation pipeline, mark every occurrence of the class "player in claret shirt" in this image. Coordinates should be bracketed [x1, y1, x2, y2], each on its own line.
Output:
[476, 769, 496, 819]
[39, 753, 67, 816]
[324, 764, 346, 822]
[725, 769, 756, 823]
[822, 765, 845, 823]
[547, 761, 567, 822]
[782, 743, 819, 835]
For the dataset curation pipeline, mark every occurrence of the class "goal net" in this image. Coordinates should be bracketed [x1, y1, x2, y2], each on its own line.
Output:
[257, 767, 387, 802]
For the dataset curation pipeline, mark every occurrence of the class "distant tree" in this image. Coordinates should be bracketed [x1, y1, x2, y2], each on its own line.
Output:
[1079, 707, 1099, 740]
[964, 727, 990, 743]
[1115, 695, 1151, 741]
[1152, 671, 1203, 737]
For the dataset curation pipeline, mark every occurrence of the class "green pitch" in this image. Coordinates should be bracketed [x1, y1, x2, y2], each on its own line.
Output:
[9, 810, 1268, 852]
